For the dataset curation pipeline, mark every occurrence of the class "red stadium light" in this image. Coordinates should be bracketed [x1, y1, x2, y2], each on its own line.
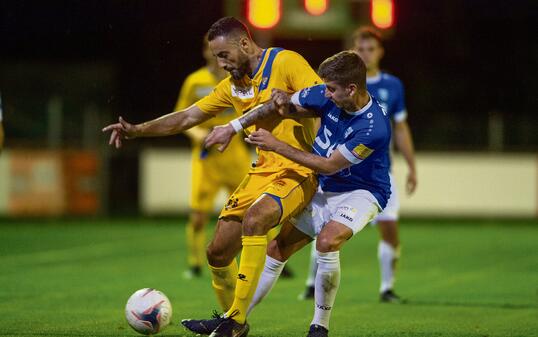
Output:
[304, 0, 329, 16]
[247, 0, 281, 29]
[371, 0, 394, 29]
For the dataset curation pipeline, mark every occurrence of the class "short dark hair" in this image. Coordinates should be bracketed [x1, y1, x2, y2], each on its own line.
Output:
[207, 17, 252, 41]
[318, 50, 366, 90]
[352, 26, 383, 45]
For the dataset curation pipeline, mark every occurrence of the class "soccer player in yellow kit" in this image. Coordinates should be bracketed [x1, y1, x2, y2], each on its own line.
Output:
[176, 36, 250, 279]
[103, 17, 320, 337]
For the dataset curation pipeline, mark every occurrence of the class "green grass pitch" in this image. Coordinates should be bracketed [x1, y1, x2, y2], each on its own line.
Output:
[0, 218, 537, 336]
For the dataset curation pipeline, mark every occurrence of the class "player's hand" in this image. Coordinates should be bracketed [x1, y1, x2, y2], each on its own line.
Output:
[245, 128, 281, 152]
[204, 124, 235, 152]
[406, 170, 417, 195]
[102, 116, 140, 149]
[271, 89, 291, 116]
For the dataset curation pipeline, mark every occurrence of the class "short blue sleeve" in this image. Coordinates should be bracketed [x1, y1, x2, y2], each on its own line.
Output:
[290, 84, 330, 113]
[392, 79, 407, 122]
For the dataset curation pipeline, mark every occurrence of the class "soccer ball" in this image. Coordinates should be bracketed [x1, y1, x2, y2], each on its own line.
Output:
[125, 288, 172, 335]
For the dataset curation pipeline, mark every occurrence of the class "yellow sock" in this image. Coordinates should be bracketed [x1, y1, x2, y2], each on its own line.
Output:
[209, 260, 238, 311]
[226, 235, 267, 323]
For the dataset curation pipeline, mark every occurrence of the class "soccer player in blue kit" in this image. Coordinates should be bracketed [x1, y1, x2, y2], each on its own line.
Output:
[300, 26, 418, 303]
[244, 50, 392, 337]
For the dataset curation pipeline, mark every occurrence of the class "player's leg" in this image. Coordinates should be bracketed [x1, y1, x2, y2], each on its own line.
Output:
[211, 172, 317, 336]
[375, 174, 402, 302]
[181, 216, 243, 335]
[308, 190, 379, 337]
[247, 220, 313, 315]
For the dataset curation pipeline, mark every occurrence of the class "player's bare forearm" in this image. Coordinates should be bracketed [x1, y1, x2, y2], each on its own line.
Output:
[274, 143, 335, 174]
[138, 109, 211, 137]
[394, 121, 416, 172]
[237, 102, 279, 129]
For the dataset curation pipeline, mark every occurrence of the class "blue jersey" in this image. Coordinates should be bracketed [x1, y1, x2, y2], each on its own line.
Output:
[367, 72, 407, 123]
[291, 84, 392, 208]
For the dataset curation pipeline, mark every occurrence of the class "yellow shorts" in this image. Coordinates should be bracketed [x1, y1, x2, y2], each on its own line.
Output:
[190, 143, 250, 212]
[219, 170, 318, 225]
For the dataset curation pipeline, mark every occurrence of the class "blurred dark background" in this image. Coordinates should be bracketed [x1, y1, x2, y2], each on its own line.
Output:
[0, 0, 536, 215]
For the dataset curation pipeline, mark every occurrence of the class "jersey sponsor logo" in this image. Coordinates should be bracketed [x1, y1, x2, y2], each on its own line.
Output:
[352, 144, 374, 160]
[338, 206, 357, 222]
[231, 84, 254, 99]
[237, 273, 248, 282]
[301, 87, 311, 98]
[344, 127, 353, 138]
[327, 113, 338, 123]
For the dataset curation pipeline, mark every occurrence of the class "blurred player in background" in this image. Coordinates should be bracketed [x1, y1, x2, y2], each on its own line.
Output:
[300, 26, 417, 303]
[175, 36, 250, 279]
[103, 17, 320, 337]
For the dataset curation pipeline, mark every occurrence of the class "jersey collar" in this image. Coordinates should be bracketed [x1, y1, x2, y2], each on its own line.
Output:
[345, 94, 372, 116]
[249, 49, 268, 79]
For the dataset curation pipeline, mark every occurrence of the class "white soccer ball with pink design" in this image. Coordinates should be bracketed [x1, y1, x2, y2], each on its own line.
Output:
[125, 288, 172, 335]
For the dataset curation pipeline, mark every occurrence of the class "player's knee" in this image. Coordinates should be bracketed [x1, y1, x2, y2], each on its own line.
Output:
[206, 241, 232, 266]
[242, 205, 280, 236]
[316, 235, 343, 253]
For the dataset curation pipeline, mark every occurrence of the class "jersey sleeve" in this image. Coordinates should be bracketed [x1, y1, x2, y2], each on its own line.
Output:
[194, 79, 233, 116]
[290, 84, 329, 115]
[277, 51, 321, 92]
[392, 79, 407, 123]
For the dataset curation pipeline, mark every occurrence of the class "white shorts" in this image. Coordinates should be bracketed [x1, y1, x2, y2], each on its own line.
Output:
[372, 173, 399, 223]
[294, 188, 381, 238]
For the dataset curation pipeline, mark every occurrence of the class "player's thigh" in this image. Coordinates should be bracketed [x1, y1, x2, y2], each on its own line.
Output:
[264, 171, 318, 225]
[268, 221, 313, 261]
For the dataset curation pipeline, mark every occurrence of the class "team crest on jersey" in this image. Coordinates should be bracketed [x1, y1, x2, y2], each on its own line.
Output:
[352, 144, 374, 160]
[231, 84, 254, 99]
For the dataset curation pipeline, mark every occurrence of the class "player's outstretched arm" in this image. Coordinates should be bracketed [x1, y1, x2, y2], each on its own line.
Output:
[102, 105, 213, 149]
[246, 128, 351, 175]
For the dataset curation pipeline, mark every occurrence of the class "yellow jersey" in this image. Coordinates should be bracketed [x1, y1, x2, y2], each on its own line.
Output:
[195, 48, 321, 174]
